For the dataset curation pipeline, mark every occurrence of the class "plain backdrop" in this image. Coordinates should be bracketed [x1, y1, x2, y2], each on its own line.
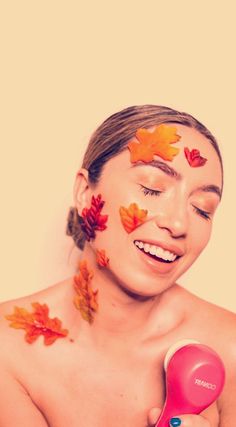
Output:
[0, 1, 235, 312]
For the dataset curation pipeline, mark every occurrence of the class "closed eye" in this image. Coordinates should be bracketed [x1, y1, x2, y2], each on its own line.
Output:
[139, 185, 212, 221]
[192, 205, 211, 221]
[139, 184, 162, 197]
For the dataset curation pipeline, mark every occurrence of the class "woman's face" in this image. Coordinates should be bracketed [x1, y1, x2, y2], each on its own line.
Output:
[81, 124, 222, 297]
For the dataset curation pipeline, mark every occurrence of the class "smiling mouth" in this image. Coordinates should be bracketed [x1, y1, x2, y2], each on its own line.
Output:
[134, 243, 181, 263]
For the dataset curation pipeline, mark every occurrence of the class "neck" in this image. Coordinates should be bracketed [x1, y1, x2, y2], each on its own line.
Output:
[67, 244, 185, 349]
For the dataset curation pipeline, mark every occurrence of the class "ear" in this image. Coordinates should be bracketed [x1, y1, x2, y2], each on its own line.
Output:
[73, 168, 92, 215]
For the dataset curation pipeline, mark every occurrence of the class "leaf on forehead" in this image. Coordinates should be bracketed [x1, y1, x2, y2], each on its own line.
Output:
[128, 124, 181, 163]
[119, 203, 148, 233]
[5, 303, 68, 345]
[128, 138, 157, 163]
[96, 249, 110, 267]
[73, 260, 98, 323]
[184, 147, 207, 167]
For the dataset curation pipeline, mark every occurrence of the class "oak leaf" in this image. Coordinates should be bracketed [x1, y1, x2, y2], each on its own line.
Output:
[5, 303, 68, 345]
[128, 124, 181, 163]
[119, 203, 148, 233]
[73, 260, 98, 323]
[79, 194, 108, 241]
[96, 249, 110, 267]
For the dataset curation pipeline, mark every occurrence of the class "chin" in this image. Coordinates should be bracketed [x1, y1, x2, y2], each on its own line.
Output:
[118, 284, 157, 301]
[117, 277, 170, 300]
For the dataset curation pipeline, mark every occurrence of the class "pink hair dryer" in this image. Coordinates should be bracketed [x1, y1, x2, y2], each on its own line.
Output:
[155, 339, 225, 427]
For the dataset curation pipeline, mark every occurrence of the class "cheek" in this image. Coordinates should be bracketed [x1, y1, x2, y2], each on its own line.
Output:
[97, 181, 150, 234]
[189, 220, 213, 256]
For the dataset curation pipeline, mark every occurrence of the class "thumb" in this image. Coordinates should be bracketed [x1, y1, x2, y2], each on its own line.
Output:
[147, 407, 162, 426]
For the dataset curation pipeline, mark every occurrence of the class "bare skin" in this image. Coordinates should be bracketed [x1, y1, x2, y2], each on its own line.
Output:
[1, 125, 236, 426]
[1, 282, 236, 426]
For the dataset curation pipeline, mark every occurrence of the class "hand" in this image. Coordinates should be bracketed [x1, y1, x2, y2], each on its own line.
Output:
[147, 407, 211, 427]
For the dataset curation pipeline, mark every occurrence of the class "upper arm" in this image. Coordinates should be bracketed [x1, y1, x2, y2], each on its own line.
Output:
[218, 373, 236, 427]
[0, 301, 49, 426]
[217, 329, 236, 426]
[0, 368, 48, 426]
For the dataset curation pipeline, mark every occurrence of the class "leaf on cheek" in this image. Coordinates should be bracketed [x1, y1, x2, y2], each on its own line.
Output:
[96, 249, 110, 267]
[79, 194, 108, 241]
[119, 203, 148, 233]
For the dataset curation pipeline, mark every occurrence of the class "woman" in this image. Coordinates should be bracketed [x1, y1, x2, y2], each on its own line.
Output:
[0, 105, 235, 427]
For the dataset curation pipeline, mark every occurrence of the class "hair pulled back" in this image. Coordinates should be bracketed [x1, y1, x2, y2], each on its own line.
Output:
[66, 104, 223, 250]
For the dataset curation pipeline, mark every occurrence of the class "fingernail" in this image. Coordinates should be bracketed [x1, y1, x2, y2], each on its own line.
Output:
[170, 417, 182, 426]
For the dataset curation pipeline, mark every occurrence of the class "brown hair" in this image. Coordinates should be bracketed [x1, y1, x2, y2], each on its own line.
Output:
[66, 104, 224, 250]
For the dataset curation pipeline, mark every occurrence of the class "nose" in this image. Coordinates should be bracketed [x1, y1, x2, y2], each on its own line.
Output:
[153, 196, 188, 238]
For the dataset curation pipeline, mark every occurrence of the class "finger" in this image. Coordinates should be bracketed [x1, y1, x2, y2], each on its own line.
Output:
[147, 407, 162, 426]
[169, 414, 211, 427]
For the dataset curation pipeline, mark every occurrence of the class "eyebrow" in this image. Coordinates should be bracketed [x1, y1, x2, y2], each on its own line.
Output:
[130, 160, 222, 200]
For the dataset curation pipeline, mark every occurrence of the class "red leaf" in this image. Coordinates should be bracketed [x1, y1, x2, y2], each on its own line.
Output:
[184, 147, 207, 167]
[79, 194, 108, 241]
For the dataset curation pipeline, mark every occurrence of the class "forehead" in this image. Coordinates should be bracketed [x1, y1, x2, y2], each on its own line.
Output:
[103, 124, 222, 188]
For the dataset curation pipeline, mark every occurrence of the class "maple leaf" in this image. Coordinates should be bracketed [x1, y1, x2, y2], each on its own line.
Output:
[128, 124, 181, 163]
[73, 260, 98, 323]
[79, 194, 108, 241]
[119, 203, 148, 233]
[128, 138, 157, 163]
[5, 303, 68, 345]
[184, 147, 207, 167]
[96, 249, 110, 267]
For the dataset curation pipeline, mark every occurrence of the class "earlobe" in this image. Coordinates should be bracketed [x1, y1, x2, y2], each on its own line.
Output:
[73, 168, 91, 215]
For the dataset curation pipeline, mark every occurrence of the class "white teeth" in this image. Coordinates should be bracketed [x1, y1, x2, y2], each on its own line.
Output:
[149, 245, 157, 255]
[134, 241, 178, 261]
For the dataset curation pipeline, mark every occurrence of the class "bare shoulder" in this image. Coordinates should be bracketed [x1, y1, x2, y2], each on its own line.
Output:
[173, 284, 236, 365]
[175, 283, 236, 334]
[0, 277, 73, 365]
[0, 283, 69, 427]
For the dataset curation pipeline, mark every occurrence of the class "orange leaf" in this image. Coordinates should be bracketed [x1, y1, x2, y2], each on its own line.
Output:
[73, 260, 98, 323]
[128, 124, 181, 163]
[5, 303, 68, 345]
[96, 249, 110, 267]
[119, 203, 148, 233]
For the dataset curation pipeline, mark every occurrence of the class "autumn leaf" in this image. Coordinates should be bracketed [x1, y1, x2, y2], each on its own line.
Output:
[73, 259, 98, 323]
[128, 124, 181, 163]
[78, 194, 108, 241]
[96, 249, 110, 267]
[184, 147, 207, 167]
[128, 137, 157, 163]
[5, 303, 68, 345]
[119, 203, 148, 233]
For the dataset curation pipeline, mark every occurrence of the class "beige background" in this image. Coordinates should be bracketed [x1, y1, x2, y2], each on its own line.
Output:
[0, 1, 235, 311]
